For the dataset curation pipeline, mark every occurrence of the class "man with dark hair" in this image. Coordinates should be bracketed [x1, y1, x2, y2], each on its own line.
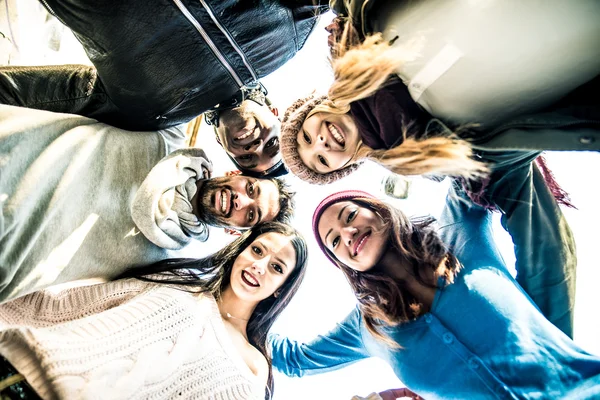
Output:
[0, 104, 295, 303]
[194, 175, 294, 228]
[205, 87, 288, 178]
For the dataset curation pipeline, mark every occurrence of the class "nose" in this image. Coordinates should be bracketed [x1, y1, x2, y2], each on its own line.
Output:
[244, 139, 261, 152]
[252, 256, 268, 275]
[315, 133, 329, 151]
[341, 226, 358, 247]
[233, 192, 252, 210]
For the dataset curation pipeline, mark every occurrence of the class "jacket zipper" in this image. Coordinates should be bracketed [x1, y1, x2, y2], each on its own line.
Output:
[171, 0, 244, 87]
[39, 0, 68, 26]
[199, 0, 258, 82]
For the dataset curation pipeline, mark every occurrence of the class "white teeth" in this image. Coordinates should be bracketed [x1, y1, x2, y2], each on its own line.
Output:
[328, 124, 345, 146]
[221, 191, 227, 213]
[243, 271, 259, 286]
[235, 129, 253, 141]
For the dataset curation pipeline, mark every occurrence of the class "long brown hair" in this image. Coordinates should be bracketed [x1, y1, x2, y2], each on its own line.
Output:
[323, 198, 460, 345]
[325, 16, 487, 179]
[120, 222, 308, 399]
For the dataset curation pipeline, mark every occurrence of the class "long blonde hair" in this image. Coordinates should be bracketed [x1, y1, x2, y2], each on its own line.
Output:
[326, 18, 487, 179]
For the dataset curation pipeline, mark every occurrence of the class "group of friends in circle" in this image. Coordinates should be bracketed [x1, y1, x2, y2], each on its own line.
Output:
[0, 0, 599, 399]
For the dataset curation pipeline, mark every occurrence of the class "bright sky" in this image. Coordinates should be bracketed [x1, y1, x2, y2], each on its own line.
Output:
[3, 3, 600, 399]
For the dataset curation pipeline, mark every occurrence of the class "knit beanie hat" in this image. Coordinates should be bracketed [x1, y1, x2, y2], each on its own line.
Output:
[312, 190, 375, 267]
[280, 95, 361, 185]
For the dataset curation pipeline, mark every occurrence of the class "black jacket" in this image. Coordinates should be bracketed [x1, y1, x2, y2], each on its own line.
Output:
[0, 0, 328, 130]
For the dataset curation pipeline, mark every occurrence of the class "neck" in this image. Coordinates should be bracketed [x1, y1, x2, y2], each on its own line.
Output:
[217, 286, 258, 338]
[378, 248, 438, 310]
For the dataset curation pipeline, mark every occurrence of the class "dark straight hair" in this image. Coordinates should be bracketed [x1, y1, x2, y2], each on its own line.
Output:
[119, 221, 308, 399]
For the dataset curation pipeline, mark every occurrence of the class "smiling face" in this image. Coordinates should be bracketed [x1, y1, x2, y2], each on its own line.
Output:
[229, 231, 297, 303]
[197, 175, 279, 229]
[297, 111, 360, 174]
[318, 200, 388, 272]
[216, 100, 282, 173]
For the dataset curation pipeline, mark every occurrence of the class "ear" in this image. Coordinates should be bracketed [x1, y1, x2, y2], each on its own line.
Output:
[213, 126, 223, 146]
[225, 170, 242, 177]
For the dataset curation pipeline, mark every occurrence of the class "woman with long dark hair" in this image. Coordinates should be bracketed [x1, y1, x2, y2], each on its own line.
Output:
[270, 187, 600, 399]
[0, 222, 307, 400]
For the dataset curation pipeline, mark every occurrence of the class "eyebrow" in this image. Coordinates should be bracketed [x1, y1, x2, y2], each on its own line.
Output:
[262, 242, 289, 271]
[255, 182, 263, 225]
[324, 204, 348, 244]
[274, 255, 289, 271]
[265, 142, 280, 159]
[237, 156, 259, 169]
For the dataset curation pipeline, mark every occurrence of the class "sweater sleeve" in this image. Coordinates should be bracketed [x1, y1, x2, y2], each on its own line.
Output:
[438, 183, 505, 274]
[269, 308, 370, 377]
[0, 279, 151, 328]
[131, 148, 213, 249]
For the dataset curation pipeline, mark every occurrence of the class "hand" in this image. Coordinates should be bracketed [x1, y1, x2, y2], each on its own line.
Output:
[379, 388, 423, 400]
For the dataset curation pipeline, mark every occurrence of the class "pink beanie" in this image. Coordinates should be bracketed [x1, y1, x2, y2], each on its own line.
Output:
[312, 190, 375, 266]
[280, 95, 361, 185]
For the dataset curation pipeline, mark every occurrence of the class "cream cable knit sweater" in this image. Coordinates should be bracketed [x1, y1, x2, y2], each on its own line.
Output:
[0, 279, 265, 400]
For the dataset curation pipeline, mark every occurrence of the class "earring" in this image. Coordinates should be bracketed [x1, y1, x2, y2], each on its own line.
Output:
[274, 291, 280, 298]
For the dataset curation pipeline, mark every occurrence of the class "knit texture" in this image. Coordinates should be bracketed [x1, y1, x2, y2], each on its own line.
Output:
[0, 280, 265, 400]
[280, 96, 359, 185]
[312, 190, 375, 267]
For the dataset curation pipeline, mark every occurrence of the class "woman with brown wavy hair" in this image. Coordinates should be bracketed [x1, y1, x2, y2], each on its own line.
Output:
[270, 187, 600, 399]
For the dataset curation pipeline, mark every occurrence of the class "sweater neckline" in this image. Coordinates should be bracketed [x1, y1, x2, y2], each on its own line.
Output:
[200, 294, 266, 388]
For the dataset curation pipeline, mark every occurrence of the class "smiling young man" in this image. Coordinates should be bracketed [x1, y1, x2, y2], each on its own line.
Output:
[208, 96, 288, 178]
[194, 175, 288, 229]
[0, 105, 294, 304]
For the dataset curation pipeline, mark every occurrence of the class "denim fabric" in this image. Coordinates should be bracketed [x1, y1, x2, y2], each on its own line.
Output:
[271, 188, 600, 399]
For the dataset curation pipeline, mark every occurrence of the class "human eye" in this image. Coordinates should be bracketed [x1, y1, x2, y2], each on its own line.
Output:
[252, 245, 262, 255]
[303, 131, 312, 144]
[318, 155, 329, 167]
[248, 209, 255, 223]
[332, 236, 340, 249]
[347, 209, 357, 223]
[272, 264, 283, 274]
[265, 137, 278, 149]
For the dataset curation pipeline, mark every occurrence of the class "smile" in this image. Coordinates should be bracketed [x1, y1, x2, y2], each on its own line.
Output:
[241, 270, 260, 287]
[353, 232, 370, 256]
[235, 128, 254, 141]
[327, 122, 345, 148]
[217, 189, 232, 215]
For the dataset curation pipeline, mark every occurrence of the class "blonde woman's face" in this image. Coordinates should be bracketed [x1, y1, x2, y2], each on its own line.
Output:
[318, 201, 388, 272]
[297, 112, 360, 174]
